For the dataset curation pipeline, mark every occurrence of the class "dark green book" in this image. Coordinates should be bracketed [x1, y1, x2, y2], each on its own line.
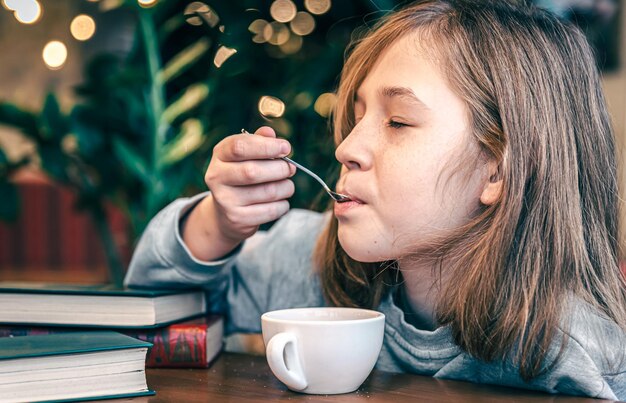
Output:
[0, 282, 206, 328]
[0, 331, 155, 402]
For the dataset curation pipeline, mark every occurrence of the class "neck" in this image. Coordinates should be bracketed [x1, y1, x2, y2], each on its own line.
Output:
[396, 256, 449, 331]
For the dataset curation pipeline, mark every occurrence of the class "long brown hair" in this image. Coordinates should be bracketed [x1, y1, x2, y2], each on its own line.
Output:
[315, 0, 626, 380]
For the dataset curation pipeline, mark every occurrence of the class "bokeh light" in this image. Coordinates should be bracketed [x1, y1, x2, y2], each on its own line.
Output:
[70, 15, 96, 41]
[294, 92, 313, 110]
[264, 22, 290, 46]
[279, 34, 303, 54]
[258, 96, 285, 118]
[270, 0, 297, 23]
[249, 19, 269, 43]
[61, 135, 79, 154]
[138, 0, 157, 8]
[304, 0, 331, 15]
[2, 0, 19, 10]
[314, 93, 337, 117]
[213, 46, 237, 68]
[14, 0, 42, 24]
[42, 41, 68, 70]
[290, 12, 315, 36]
[184, 2, 219, 27]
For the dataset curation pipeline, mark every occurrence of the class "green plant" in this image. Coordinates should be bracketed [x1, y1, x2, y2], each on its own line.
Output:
[0, 0, 398, 285]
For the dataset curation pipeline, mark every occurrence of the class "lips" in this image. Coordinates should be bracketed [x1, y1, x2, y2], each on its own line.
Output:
[336, 189, 365, 204]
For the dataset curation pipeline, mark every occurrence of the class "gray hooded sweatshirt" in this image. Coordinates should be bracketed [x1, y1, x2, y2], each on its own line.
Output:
[124, 193, 626, 400]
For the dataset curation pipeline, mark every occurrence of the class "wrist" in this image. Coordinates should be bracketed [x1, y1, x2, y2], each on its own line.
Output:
[181, 195, 242, 261]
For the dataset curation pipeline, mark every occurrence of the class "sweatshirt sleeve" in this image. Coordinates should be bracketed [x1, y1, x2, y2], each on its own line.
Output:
[124, 192, 238, 288]
[606, 372, 626, 401]
[124, 192, 329, 335]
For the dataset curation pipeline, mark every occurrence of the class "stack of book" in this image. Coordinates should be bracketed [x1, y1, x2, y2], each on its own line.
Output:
[0, 282, 224, 402]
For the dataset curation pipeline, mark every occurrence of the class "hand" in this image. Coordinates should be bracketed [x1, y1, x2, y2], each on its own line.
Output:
[203, 126, 296, 244]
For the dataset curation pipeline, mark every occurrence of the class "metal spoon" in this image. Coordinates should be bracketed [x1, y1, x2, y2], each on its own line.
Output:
[241, 129, 351, 203]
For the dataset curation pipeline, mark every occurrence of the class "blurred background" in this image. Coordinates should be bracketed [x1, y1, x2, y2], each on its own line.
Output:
[0, 0, 623, 286]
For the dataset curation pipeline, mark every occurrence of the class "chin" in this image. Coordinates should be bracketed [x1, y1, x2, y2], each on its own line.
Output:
[337, 231, 387, 263]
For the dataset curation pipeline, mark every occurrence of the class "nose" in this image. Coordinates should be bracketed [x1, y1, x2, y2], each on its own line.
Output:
[335, 123, 372, 171]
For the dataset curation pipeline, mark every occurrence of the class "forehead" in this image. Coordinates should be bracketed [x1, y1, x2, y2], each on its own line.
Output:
[356, 33, 449, 101]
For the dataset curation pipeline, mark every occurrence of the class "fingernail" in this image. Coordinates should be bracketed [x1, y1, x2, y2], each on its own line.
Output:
[280, 141, 290, 155]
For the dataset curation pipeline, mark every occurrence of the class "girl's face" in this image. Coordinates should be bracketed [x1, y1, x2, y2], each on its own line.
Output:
[334, 34, 488, 262]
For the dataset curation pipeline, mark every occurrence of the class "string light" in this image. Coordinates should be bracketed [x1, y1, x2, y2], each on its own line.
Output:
[42, 41, 68, 70]
[258, 96, 285, 118]
[249, 19, 269, 43]
[137, 0, 157, 8]
[314, 93, 337, 117]
[70, 15, 96, 41]
[270, 0, 297, 23]
[184, 2, 219, 27]
[290, 12, 315, 36]
[294, 92, 313, 110]
[13, 0, 42, 24]
[304, 0, 331, 15]
[213, 46, 237, 68]
[2, 0, 19, 10]
[264, 22, 290, 46]
[279, 35, 303, 54]
[61, 135, 79, 154]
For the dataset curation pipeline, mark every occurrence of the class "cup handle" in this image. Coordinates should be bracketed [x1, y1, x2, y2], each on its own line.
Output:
[266, 332, 307, 391]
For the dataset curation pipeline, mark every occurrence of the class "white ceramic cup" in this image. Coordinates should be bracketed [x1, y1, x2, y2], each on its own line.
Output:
[261, 307, 385, 395]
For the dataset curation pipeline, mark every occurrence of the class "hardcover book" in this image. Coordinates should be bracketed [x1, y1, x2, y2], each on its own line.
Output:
[0, 331, 154, 402]
[0, 282, 206, 328]
[0, 316, 224, 368]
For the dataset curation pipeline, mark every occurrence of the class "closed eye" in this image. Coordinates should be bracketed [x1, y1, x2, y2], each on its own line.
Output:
[386, 119, 409, 129]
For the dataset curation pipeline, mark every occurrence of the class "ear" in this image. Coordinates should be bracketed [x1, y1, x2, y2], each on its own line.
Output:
[480, 161, 503, 206]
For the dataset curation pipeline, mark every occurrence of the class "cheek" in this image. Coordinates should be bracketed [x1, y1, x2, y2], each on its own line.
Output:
[375, 161, 484, 250]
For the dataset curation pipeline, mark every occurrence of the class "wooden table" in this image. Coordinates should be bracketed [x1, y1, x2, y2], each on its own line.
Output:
[112, 353, 619, 402]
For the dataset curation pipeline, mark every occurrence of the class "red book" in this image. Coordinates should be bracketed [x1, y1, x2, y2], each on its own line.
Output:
[0, 220, 14, 269]
[124, 316, 224, 368]
[58, 188, 87, 271]
[0, 315, 224, 368]
[20, 183, 45, 268]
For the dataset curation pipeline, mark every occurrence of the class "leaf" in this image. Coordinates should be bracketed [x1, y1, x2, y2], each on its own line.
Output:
[0, 181, 19, 221]
[156, 38, 211, 85]
[0, 148, 7, 169]
[0, 103, 38, 137]
[69, 106, 104, 156]
[38, 145, 69, 182]
[161, 83, 210, 124]
[112, 137, 151, 184]
[40, 93, 68, 141]
[160, 119, 204, 166]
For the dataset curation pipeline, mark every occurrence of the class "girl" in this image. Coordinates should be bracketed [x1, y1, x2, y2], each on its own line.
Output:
[125, 0, 626, 399]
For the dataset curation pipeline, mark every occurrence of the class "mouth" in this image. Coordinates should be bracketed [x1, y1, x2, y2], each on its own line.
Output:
[333, 189, 366, 218]
[336, 190, 365, 204]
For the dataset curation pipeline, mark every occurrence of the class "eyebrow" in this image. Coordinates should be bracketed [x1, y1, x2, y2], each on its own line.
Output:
[379, 86, 431, 111]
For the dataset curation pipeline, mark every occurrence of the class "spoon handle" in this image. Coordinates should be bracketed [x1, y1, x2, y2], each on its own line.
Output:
[240, 129, 350, 202]
[280, 156, 332, 193]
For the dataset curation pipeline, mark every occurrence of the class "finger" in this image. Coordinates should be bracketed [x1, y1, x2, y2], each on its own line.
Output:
[221, 159, 295, 186]
[227, 201, 290, 227]
[253, 126, 276, 138]
[217, 133, 291, 162]
[236, 179, 295, 206]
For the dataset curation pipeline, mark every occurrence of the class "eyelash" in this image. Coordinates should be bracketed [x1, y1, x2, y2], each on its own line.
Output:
[386, 119, 408, 129]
